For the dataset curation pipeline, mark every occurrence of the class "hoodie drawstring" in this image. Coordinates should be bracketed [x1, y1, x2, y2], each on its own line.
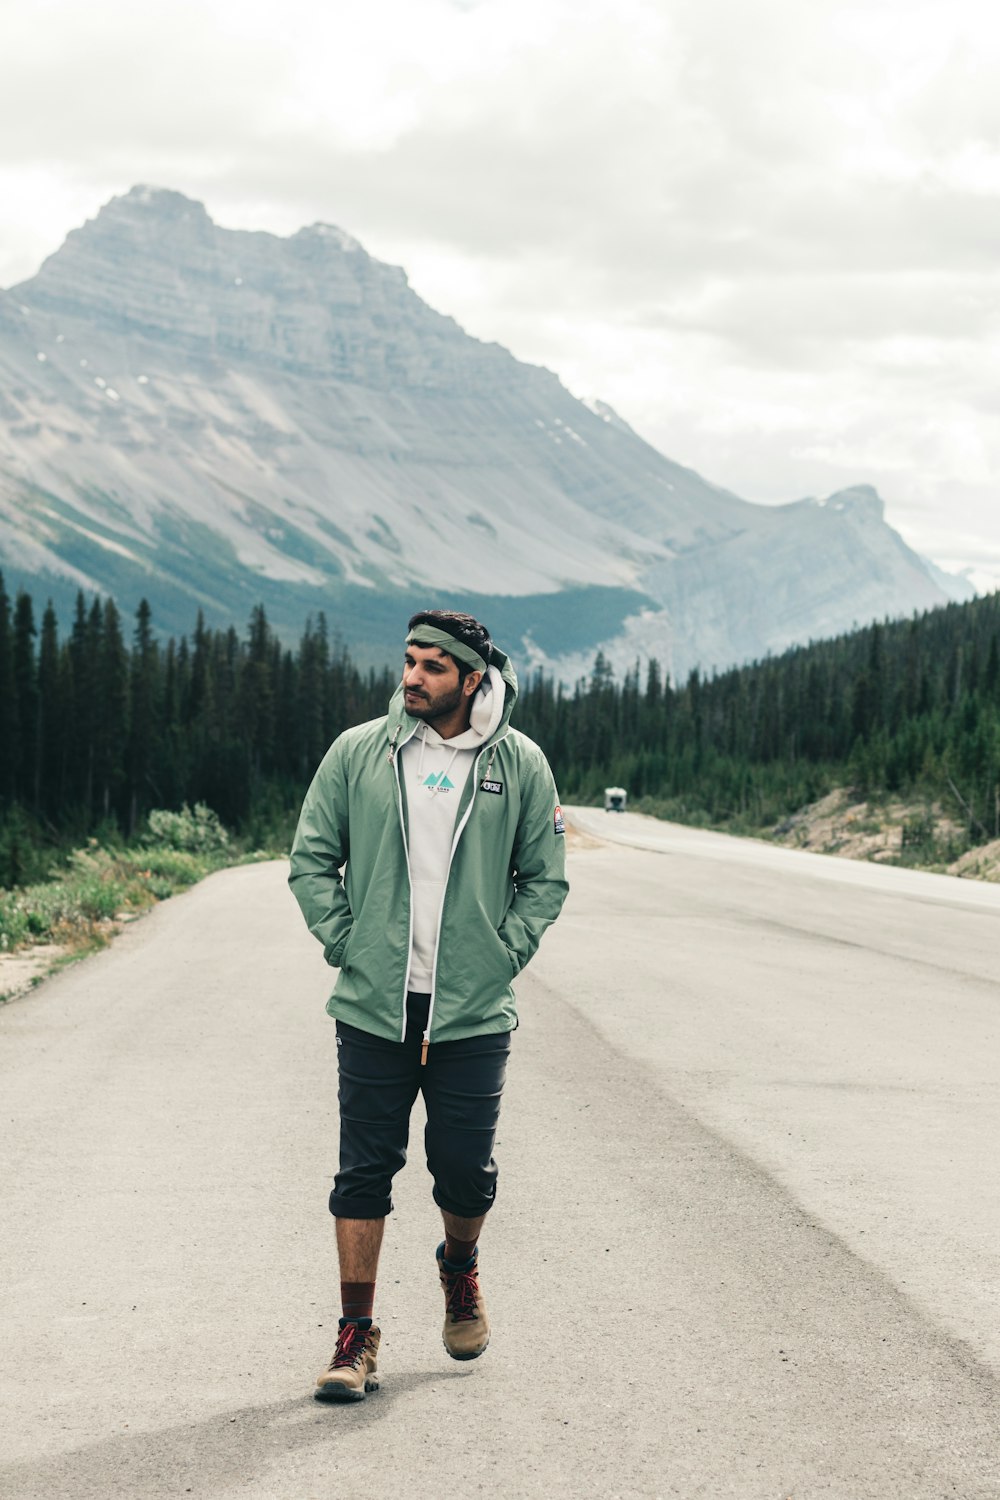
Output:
[482, 742, 499, 783]
[416, 725, 462, 793]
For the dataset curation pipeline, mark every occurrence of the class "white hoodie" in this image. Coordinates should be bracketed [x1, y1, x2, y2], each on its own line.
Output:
[400, 666, 506, 993]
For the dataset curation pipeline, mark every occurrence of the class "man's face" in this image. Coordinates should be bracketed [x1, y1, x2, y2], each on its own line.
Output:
[402, 644, 469, 724]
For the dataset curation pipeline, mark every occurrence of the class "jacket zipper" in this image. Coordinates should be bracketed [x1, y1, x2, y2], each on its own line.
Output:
[423, 729, 510, 1064]
[389, 722, 419, 1044]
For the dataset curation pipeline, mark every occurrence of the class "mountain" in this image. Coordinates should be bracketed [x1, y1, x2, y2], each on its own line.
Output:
[0, 187, 971, 679]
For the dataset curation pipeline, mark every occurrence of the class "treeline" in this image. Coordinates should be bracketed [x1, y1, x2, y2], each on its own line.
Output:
[518, 591, 1000, 836]
[0, 575, 394, 882]
[4, 574, 1000, 889]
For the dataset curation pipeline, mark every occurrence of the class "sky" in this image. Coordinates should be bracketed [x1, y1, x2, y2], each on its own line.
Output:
[2, 0, 999, 587]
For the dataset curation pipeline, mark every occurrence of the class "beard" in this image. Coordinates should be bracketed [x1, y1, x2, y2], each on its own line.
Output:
[404, 682, 465, 723]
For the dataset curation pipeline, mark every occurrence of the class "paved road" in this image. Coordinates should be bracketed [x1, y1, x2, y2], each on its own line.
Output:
[1, 816, 999, 1498]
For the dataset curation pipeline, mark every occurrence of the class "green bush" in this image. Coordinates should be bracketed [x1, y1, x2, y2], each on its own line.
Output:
[0, 829, 225, 955]
[144, 803, 230, 857]
[0, 800, 287, 969]
[0, 894, 30, 951]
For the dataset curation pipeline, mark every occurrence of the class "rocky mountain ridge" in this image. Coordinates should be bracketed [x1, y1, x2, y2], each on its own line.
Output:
[0, 187, 970, 678]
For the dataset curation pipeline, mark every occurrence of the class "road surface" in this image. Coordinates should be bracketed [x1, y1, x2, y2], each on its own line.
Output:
[1, 811, 999, 1498]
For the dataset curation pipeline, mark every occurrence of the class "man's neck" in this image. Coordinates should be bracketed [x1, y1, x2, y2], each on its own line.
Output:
[429, 706, 474, 740]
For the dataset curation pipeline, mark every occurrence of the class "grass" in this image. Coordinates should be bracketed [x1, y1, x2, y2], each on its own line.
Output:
[0, 804, 283, 1000]
[0, 845, 212, 962]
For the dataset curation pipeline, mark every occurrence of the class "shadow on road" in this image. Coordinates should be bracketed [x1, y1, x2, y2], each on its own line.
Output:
[1, 1368, 465, 1499]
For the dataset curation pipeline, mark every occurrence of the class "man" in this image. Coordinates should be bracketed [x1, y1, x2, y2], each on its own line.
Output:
[289, 609, 568, 1402]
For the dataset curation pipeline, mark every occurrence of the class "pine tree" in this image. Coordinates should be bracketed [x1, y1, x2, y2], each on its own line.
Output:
[37, 602, 63, 820]
[95, 599, 129, 822]
[127, 599, 160, 832]
[0, 572, 16, 806]
[13, 592, 39, 808]
[239, 604, 275, 784]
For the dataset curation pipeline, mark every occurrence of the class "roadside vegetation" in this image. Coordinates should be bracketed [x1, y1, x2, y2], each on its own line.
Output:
[0, 804, 245, 999]
[757, 787, 1000, 879]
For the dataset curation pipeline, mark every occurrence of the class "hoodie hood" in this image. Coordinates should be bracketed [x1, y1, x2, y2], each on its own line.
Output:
[386, 647, 518, 748]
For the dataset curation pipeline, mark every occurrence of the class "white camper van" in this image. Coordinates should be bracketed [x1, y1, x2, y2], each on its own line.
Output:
[603, 786, 627, 813]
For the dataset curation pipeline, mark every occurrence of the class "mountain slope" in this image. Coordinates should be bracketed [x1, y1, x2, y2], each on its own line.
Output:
[0, 187, 967, 677]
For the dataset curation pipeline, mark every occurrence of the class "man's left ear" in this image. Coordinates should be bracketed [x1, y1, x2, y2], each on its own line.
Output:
[464, 670, 484, 697]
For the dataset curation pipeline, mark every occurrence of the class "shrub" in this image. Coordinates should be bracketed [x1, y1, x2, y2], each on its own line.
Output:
[144, 804, 230, 857]
[0, 893, 30, 951]
[0, 804, 236, 962]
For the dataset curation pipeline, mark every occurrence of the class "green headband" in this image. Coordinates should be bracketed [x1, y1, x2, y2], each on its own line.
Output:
[406, 626, 488, 676]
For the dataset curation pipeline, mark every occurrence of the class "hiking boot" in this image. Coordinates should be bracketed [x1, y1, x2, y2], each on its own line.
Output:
[315, 1318, 381, 1402]
[437, 1242, 490, 1361]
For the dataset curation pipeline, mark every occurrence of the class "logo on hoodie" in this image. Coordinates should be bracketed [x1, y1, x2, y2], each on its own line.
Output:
[422, 772, 455, 792]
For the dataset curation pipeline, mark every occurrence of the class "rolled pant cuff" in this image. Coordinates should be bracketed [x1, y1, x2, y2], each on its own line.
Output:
[432, 1183, 496, 1220]
[329, 1189, 392, 1219]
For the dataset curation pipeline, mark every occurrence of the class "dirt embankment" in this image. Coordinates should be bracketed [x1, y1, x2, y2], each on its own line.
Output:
[770, 789, 1000, 881]
[0, 943, 69, 1002]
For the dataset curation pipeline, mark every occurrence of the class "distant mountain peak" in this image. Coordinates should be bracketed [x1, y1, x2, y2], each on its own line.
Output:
[0, 188, 968, 674]
[820, 484, 885, 519]
[9, 185, 448, 382]
[89, 185, 214, 236]
[294, 222, 366, 254]
[120, 184, 207, 212]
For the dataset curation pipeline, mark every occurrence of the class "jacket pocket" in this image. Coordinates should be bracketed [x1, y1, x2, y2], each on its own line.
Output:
[486, 924, 519, 984]
[327, 923, 354, 969]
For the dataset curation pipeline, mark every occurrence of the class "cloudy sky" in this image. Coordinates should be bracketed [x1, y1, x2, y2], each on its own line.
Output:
[3, 0, 999, 585]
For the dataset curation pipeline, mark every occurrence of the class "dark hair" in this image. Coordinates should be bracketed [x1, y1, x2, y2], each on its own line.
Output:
[407, 609, 493, 683]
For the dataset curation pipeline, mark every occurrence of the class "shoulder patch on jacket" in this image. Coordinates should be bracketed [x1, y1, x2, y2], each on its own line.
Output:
[554, 804, 565, 835]
[481, 778, 503, 795]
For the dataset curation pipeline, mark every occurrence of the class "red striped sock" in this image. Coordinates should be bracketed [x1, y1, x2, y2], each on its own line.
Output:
[340, 1280, 376, 1321]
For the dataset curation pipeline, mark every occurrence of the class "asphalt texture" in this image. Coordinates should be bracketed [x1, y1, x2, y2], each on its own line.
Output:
[2, 811, 999, 1498]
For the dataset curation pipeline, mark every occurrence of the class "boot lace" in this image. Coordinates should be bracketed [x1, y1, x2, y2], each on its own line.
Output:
[444, 1266, 480, 1323]
[330, 1323, 367, 1369]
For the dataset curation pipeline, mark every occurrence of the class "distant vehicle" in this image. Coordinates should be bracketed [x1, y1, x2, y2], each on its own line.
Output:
[603, 786, 627, 813]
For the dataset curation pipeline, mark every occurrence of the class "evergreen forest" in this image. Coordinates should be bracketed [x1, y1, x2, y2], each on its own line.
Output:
[516, 590, 1000, 843]
[3, 570, 1000, 889]
[0, 577, 395, 884]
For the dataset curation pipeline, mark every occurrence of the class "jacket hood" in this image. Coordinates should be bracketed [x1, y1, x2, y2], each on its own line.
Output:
[386, 647, 518, 748]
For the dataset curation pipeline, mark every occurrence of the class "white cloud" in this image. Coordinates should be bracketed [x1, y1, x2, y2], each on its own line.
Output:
[1, 0, 998, 584]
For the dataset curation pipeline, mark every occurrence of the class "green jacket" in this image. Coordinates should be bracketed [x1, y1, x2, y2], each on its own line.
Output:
[288, 650, 568, 1043]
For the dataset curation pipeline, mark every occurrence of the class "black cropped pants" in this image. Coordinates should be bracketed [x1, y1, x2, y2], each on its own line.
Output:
[329, 992, 512, 1221]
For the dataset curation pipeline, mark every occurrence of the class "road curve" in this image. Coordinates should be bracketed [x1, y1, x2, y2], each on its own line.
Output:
[1, 823, 998, 1498]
